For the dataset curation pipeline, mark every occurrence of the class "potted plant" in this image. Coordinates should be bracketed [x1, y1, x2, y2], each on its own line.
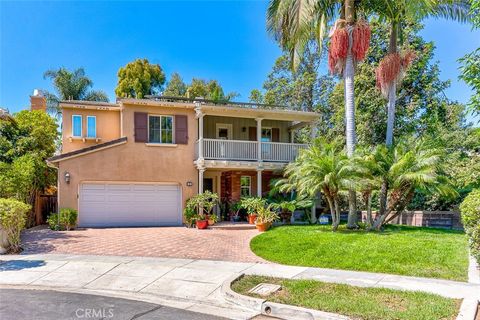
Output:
[208, 213, 218, 225]
[184, 191, 219, 230]
[229, 201, 242, 222]
[240, 197, 266, 224]
[195, 213, 209, 229]
[256, 204, 279, 232]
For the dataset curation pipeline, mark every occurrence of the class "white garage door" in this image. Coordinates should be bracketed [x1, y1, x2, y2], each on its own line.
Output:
[79, 183, 182, 227]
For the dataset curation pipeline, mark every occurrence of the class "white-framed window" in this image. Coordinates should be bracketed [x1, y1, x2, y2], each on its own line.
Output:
[72, 115, 82, 137]
[261, 128, 272, 142]
[148, 115, 174, 144]
[86, 116, 96, 138]
[240, 176, 251, 197]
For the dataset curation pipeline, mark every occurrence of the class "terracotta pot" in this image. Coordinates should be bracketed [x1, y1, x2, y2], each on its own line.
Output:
[248, 214, 257, 225]
[208, 219, 215, 226]
[256, 222, 271, 232]
[196, 220, 209, 229]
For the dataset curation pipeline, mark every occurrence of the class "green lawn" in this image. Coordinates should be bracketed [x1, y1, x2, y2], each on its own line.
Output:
[250, 224, 469, 281]
[232, 275, 460, 320]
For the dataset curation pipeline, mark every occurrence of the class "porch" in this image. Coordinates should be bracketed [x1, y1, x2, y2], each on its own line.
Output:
[193, 102, 320, 195]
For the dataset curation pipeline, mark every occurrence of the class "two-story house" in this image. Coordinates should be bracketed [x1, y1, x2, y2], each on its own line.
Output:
[47, 97, 319, 228]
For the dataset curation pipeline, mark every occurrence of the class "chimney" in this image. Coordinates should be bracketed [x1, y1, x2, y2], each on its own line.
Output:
[30, 89, 46, 111]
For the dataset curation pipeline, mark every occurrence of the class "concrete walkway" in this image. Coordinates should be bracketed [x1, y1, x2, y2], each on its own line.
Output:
[1, 254, 479, 318]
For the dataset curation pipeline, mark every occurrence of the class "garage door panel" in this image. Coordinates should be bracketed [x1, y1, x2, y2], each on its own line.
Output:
[79, 182, 181, 227]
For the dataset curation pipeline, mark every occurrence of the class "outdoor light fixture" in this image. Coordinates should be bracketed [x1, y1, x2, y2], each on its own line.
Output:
[64, 172, 71, 184]
[186, 181, 193, 187]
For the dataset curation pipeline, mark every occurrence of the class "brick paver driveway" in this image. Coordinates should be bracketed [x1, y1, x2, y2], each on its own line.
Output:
[21, 225, 265, 263]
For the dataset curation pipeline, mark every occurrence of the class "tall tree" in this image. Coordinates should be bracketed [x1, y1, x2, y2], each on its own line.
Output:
[115, 58, 166, 99]
[164, 72, 187, 97]
[266, 0, 372, 228]
[43, 67, 109, 116]
[186, 79, 238, 102]
[368, 0, 471, 146]
[459, 0, 480, 116]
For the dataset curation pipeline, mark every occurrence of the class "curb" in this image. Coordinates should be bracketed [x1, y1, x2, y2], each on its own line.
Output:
[221, 273, 348, 320]
[456, 298, 479, 320]
[221, 274, 265, 312]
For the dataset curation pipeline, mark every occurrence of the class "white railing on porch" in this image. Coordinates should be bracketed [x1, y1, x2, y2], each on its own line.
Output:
[197, 138, 307, 162]
[261, 142, 307, 162]
[203, 139, 258, 161]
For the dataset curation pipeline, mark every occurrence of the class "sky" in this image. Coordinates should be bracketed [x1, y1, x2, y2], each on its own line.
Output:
[1, 1, 479, 123]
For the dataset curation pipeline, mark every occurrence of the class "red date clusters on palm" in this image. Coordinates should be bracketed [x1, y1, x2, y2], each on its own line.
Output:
[328, 19, 371, 75]
[375, 50, 416, 97]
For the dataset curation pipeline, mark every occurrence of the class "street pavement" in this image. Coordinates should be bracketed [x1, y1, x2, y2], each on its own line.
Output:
[0, 288, 226, 320]
[0, 253, 479, 319]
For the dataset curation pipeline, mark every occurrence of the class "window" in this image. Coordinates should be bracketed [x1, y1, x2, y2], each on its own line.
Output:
[72, 115, 82, 137]
[240, 176, 251, 197]
[149, 115, 173, 144]
[86, 116, 96, 138]
[261, 128, 272, 142]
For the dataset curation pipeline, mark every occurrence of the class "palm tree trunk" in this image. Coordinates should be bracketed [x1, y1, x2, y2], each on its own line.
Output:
[365, 192, 373, 228]
[385, 82, 397, 146]
[378, 23, 399, 227]
[325, 195, 336, 230]
[385, 23, 398, 147]
[344, 0, 358, 228]
[333, 197, 341, 231]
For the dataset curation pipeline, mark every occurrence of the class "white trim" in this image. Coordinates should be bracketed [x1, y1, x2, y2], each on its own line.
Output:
[240, 176, 252, 197]
[145, 143, 178, 148]
[216, 123, 233, 140]
[148, 114, 175, 144]
[86, 116, 97, 138]
[72, 114, 82, 137]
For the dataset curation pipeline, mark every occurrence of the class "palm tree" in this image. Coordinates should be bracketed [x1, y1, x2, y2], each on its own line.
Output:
[267, 0, 371, 228]
[367, 0, 471, 146]
[369, 139, 456, 230]
[351, 146, 384, 228]
[365, 0, 471, 218]
[282, 139, 356, 230]
[43, 67, 109, 117]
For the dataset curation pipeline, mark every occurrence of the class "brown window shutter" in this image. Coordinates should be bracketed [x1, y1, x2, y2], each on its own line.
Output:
[272, 128, 280, 142]
[134, 112, 148, 143]
[248, 127, 257, 141]
[175, 115, 188, 144]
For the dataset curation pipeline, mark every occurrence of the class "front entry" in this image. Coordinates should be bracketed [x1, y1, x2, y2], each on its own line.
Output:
[203, 178, 214, 193]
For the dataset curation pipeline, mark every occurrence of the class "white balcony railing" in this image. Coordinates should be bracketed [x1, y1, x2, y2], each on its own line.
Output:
[197, 138, 307, 162]
[261, 142, 307, 162]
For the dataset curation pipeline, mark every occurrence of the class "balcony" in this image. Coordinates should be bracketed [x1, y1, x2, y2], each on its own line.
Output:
[196, 138, 307, 163]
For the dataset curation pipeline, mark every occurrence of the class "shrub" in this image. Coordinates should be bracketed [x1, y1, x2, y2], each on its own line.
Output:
[460, 189, 480, 264]
[240, 197, 266, 215]
[0, 198, 31, 252]
[47, 208, 78, 231]
[185, 191, 219, 220]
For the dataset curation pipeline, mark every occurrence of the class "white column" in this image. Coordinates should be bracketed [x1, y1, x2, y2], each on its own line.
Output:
[257, 168, 263, 198]
[196, 109, 204, 160]
[310, 121, 318, 140]
[256, 118, 262, 162]
[198, 168, 205, 194]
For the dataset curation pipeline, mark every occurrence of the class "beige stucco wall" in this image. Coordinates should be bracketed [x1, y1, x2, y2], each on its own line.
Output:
[62, 108, 121, 153]
[57, 103, 198, 214]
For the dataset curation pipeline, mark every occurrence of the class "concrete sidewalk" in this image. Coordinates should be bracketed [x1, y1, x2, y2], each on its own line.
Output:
[0, 254, 479, 318]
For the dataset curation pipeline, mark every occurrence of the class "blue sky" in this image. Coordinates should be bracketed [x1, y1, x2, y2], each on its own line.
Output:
[1, 1, 479, 123]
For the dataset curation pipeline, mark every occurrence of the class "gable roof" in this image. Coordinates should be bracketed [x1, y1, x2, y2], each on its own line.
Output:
[48, 137, 127, 163]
